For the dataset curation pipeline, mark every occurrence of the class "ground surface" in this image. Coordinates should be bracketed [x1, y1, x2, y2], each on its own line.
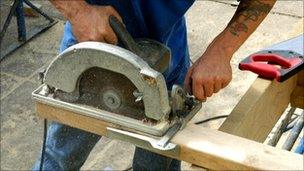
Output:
[0, 0, 303, 170]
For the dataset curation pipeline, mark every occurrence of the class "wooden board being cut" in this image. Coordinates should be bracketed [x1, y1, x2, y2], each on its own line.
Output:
[36, 102, 303, 170]
[219, 75, 298, 142]
[190, 75, 302, 170]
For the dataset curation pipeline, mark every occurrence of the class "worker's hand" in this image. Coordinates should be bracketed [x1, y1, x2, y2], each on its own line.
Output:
[184, 46, 232, 101]
[69, 5, 122, 44]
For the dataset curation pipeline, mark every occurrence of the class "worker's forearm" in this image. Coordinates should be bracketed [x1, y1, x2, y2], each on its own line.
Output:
[211, 0, 276, 60]
[49, 0, 89, 20]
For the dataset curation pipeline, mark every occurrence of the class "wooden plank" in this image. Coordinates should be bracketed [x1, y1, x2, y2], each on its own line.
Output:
[296, 70, 304, 86]
[290, 85, 304, 109]
[36, 103, 111, 136]
[219, 75, 297, 142]
[36, 102, 303, 170]
[291, 70, 304, 108]
[36, 103, 110, 135]
[173, 124, 302, 170]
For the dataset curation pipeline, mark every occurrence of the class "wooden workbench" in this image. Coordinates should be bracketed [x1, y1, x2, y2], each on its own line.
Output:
[35, 70, 303, 170]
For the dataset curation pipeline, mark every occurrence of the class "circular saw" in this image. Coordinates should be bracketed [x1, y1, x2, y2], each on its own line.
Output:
[32, 16, 201, 148]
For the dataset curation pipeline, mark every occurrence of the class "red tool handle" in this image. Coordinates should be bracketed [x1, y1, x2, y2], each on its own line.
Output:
[250, 53, 293, 67]
[239, 53, 302, 80]
[240, 62, 280, 79]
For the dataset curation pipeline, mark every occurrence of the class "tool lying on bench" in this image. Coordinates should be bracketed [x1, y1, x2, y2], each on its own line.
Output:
[32, 16, 201, 151]
[239, 35, 304, 82]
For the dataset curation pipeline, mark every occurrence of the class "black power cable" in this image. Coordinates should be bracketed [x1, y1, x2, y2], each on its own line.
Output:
[123, 114, 229, 171]
[39, 119, 48, 171]
[195, 115, 229, 125]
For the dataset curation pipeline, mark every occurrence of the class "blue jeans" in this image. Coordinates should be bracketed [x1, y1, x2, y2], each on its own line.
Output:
[33, 22, 190, 171]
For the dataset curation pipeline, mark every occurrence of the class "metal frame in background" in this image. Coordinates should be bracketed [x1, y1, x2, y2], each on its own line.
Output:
[0, 0, 57, 60]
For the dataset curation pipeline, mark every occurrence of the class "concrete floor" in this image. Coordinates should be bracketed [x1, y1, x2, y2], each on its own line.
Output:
[0, 0, 303, 170]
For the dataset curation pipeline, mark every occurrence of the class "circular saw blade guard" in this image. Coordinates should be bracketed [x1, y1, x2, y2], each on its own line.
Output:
[43, 42, 171, 121]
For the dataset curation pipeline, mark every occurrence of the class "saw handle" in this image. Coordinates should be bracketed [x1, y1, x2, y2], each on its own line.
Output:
[109, 15, 141, 55]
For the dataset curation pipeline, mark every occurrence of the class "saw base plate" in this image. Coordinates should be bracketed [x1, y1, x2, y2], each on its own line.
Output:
[33, 84, 201, 137]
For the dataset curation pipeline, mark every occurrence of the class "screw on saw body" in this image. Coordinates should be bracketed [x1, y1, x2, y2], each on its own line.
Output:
[107, 97, 115, 105]
[133, 90, 143, 102]
[103, 90, 121, 109]
[177, 89, 183, 96]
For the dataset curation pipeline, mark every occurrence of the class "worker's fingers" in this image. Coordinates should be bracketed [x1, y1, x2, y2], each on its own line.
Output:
[192, 78, 206, 101]
[102, 6, 123, 44]
[78, 36, 105, 43]
[184, 67, 194, 94]
[104, 28, 118, 44]
[91, 36, 105, 43]
[203, 81, 214, 97]
[214, 78, 222, 93]
[221, 80, 230, 89]
[105, 6, 123, 23]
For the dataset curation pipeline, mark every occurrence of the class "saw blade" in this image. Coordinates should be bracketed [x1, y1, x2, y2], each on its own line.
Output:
[57, 67, 146, 120]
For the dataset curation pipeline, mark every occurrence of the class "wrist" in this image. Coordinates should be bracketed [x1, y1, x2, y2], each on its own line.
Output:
[212, 31, 240, 57]
[203, 34, 235, 62]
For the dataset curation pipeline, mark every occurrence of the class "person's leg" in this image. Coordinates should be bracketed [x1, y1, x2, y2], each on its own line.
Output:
[132, 147, 180, 171]
[33, 21, 101, 170]
[132, 59, 189, 171]
[33, 122, 101, 170]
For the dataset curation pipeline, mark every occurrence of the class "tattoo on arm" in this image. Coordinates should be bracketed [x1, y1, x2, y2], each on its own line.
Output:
[228, 0, 272, 36]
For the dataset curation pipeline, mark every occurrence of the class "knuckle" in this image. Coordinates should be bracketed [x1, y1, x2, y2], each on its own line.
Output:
[191, 73, 198, 79]
[197, 97, 204, 101]
[195, 79, 203, 86]
[206, 92, 212, 97]
[191, 74, 201, 84]
[222, 81, 229, 88]
[215, 76, 222, 82]
[225, 77, 232, 84]
[88, 35, 96, 41]
[100, 28, 107, 35]
[78, 38, 85, 42]
[204, 78, 214, 84]
[113, 38, 118, 43]
[111, 38, 118, 45]
[99, 27, 109, 37]
[105, 5, 114, 11]
[195, 93, 204, 101]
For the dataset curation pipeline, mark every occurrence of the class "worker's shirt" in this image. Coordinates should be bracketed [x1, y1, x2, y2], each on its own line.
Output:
[61, 0, 195, 87]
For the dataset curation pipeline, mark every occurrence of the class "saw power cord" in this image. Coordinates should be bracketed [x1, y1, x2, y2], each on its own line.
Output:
[39, 119, 48, 171]
[194, 115, 229, 125]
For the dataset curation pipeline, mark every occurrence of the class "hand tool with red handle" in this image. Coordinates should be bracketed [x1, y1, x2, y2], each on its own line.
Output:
[239, 50, 304, 82]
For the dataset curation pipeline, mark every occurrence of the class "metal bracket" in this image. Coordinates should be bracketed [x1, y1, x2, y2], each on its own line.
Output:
[107, 127, 180, 156]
